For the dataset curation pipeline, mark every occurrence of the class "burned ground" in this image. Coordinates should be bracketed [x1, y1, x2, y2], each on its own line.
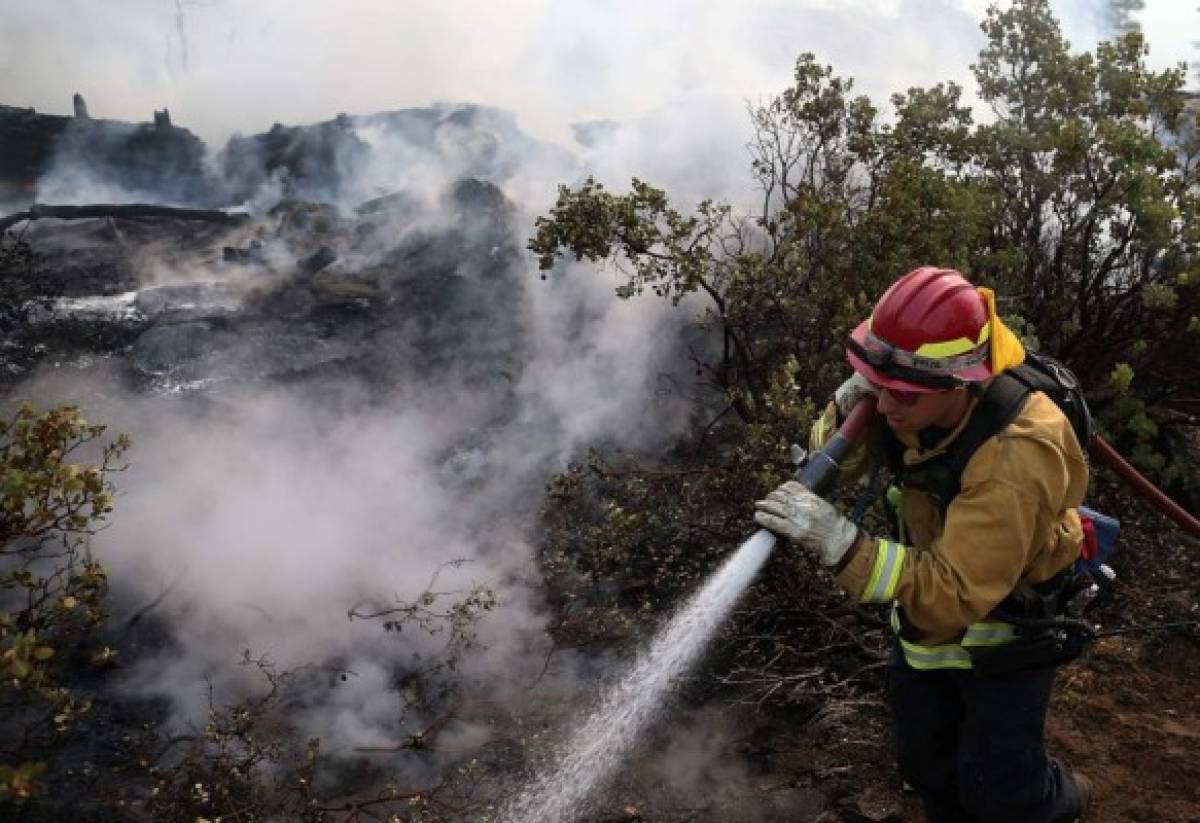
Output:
[4, 214, 1199, 823]
[547, 498, 1200, 823]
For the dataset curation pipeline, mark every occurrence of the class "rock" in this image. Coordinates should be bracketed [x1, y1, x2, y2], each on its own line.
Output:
[298, 245, 337, 277]
[222, 240, 266, 265]
[849, 786, 902, 821]
[354, 191, 419, 217]
[131, 322, 213, 376]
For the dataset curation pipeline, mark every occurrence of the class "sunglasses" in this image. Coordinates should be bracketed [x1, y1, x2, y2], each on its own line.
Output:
[872, 383, 922, 406]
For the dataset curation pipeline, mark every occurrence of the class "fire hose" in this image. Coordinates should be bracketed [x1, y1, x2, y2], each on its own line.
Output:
[1088, 433, 1200, 540]
[793, 394, 880, 494]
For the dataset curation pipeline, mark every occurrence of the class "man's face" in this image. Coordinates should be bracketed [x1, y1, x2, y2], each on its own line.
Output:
[873, 382, 968, 434]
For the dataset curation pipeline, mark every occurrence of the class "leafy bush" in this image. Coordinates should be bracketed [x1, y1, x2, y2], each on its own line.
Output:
[534, 4, 1197, 429]
[0, 401, 499, 819]
[530, 0, 1199, 667]
[0, 403, 129, 803]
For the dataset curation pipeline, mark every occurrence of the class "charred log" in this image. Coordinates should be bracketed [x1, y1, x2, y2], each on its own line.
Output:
[0, 202, 250, 232]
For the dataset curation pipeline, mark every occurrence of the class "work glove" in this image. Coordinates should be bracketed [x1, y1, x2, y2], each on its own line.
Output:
[754, 480, 859, 567]
[833, 372, 878, 420]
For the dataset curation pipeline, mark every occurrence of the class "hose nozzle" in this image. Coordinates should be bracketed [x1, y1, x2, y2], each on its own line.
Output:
[795, 395, 877, 496]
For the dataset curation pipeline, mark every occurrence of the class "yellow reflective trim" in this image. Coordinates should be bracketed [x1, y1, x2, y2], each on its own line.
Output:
[911, 320, 992, 358]
[976, 319, 992, 346]
[962, 621, 1017, 647]
[898, 637, 974, 670]
[882, 544, 906, 600]
[913, 337, 973, 357]
[862, 550, 886, 603]
[861, 539, 907, 604]
[890, 607, 1017, 670]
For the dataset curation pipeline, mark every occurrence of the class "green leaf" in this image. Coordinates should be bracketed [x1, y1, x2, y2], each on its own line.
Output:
[1109, 363, 1135, 393]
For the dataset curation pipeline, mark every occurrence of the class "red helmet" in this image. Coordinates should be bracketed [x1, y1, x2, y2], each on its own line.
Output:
[846, 267, 993, 392]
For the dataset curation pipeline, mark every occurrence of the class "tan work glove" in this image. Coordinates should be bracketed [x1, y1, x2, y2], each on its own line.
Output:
[811, 372, 878, 452]
[754, 480, 859, 567]
[833, 372, 878, 419]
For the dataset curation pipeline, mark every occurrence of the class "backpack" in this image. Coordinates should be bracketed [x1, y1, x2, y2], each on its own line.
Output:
[882, 350, 1117, 573]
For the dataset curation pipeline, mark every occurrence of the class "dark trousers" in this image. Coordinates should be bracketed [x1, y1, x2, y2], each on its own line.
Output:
[888, 644, 1084, 823]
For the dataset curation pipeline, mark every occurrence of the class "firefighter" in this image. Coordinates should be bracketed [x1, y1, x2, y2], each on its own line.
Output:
[754, 267, 1093, 823]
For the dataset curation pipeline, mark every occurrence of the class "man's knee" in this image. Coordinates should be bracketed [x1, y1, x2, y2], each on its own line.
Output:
[957, 750, 1046, 821]
[895, 735, 955, 799]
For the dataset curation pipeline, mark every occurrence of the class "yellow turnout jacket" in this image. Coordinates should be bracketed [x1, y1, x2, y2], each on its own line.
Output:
[815, 389, 1088, 668]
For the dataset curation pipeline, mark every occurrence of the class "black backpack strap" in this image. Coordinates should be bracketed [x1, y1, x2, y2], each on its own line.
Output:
[881, 424, 906, 477]
[909, 375, 1033, 513]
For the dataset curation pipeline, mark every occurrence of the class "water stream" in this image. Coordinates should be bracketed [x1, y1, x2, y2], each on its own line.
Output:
[500, 528, 778, 823]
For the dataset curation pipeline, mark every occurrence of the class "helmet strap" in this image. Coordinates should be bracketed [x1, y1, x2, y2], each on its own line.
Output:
[846, 336, 965, 391]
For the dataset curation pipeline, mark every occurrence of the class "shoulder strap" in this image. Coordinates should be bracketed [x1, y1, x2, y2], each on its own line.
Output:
[881, 424, 905, 475]
[911, 375, 1033, 512]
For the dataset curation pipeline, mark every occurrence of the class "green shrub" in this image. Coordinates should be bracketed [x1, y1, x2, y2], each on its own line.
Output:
[0, 403, 129, 804]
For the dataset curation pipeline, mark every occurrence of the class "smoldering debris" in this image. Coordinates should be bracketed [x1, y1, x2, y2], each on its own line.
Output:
[1, 97, 569, 211]
[3, 180, 529, 394]
[0, 93, 699, 815]
[0, 202, 249, 233]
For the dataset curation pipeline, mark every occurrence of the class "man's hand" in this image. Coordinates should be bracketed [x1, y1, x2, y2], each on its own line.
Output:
[754, 480, 859, 566]
[833, 372, 878, 419]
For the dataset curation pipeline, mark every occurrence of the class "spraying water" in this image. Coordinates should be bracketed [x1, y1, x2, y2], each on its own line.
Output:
[500, 529, 778, 823]
[500, 398, 881, 821]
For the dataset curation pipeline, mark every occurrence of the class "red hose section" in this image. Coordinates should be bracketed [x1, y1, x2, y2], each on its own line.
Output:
[1089, 433, 1200, 540]
[838, 395, 879, 444]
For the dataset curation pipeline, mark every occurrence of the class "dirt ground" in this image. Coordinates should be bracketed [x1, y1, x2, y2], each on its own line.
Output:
[1045, 519, 1200, 823]
[723, 611, 1200, 823]
[1050, 633, 1200, 822]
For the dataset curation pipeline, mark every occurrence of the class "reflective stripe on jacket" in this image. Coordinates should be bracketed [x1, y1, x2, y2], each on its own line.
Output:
[825, 390, 1088, 669]
[888, 605, 1018, 669]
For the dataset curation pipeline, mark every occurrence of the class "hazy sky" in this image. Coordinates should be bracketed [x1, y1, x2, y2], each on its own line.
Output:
[3, 0, 1194, 150]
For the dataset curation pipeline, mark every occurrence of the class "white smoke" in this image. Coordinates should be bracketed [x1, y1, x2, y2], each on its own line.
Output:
[0, 0, 990, 151]
[11, 147, 697, 762]
[12, 80, 706, 760]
